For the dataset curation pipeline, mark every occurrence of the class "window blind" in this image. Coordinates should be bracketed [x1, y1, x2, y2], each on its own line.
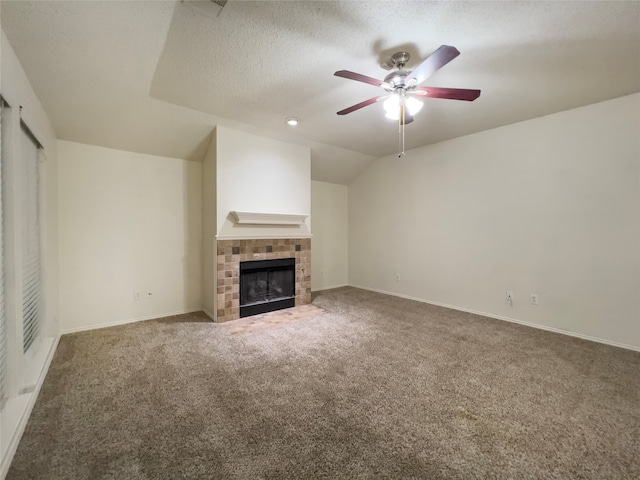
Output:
[0, 99, 6, 403]
[21, 125, 41, 353]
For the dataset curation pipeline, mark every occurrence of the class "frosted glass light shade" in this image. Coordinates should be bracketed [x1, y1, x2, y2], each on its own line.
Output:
[383, 93, 423, 120]
[406, 97, 423, 115]
[383, 94, 400, 114]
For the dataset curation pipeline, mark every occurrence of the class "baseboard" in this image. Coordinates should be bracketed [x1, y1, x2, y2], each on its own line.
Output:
[1, 334, 60, 479]
[202, 308, 215, 321]
[349, 284, 640, 353]
[61, 309, 202, 334]
[312, 283, 348, 293]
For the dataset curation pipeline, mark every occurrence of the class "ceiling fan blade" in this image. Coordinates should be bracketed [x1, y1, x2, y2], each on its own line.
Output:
[403, 113, 414, 125]
[411, 87, 480, 102]
[414, 86, 480, 101]
[334, 70, 387, 88]
[337, 96, 386, 115]
[406, 45, 460, 86]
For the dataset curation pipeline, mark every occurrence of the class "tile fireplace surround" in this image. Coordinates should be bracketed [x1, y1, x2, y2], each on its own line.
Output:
[216, 238, 311, 322]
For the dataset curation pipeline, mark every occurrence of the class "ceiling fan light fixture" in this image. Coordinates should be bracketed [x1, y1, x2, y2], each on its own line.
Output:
[383, 93, 422, 120]
[406, 97, 423, 115]
[383, 94, 400, 115]
[285, 117, 300, 126]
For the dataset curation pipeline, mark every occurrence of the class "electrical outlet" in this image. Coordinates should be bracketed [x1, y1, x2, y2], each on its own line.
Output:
[396, 274, 401, 281]
[506, 290, 514, 307]
[530, 294, 539, 305]
[134, 291, 141, 301]
[146, 291, 153, 298]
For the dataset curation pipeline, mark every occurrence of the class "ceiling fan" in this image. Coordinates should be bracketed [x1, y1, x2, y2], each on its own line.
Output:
[334, 45, 480, 155]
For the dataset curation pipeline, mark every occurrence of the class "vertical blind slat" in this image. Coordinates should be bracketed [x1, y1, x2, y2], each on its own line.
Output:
[0, 99, 5, 402]
[21, 126, 41, 354]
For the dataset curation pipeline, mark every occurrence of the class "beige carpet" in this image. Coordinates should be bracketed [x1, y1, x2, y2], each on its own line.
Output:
[7, 287, 640, 479]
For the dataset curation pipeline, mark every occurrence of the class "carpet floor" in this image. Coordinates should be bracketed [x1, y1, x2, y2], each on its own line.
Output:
[7, 287, 640, 479]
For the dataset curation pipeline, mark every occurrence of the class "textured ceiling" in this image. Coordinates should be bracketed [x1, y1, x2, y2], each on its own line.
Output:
[2, 1, 639, 184]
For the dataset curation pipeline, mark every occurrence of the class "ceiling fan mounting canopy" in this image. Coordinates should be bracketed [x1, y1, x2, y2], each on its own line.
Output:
[383, 51, 411, 70]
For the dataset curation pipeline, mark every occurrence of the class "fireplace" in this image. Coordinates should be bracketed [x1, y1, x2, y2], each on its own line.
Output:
[215, 238, 311, 322]
[239, 258, 295, 317]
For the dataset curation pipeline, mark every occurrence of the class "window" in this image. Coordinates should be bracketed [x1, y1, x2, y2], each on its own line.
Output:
[0, 89, 52, 465]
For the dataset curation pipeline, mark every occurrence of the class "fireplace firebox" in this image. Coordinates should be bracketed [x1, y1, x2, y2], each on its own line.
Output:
[239, 258, 295, 317]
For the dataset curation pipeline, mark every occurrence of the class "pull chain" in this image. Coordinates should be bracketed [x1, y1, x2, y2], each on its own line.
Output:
[398, 105, 402, 156]
[398, 103, 406, 157]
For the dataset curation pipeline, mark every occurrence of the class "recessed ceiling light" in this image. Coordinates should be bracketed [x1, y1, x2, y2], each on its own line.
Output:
[285, 117, 300, 126]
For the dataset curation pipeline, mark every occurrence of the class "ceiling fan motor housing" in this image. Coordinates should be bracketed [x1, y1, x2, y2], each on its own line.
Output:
[384, 70, 411, 90]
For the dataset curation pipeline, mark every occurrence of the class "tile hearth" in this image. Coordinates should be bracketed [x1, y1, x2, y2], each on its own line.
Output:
[221, 304, 325, 334]
[216, 238, 311, 322]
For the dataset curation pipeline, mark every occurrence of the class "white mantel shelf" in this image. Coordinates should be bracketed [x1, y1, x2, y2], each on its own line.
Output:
[230, 211, 309, 226]
[216, 234, 313, 240]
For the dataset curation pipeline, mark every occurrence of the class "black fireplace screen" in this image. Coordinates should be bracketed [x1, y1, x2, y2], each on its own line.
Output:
[239, 258, 295, 317]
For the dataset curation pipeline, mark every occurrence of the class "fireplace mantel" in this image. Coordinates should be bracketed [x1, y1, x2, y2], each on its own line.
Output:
[216, 234, 312, 240]
[230, 211, 308, 226]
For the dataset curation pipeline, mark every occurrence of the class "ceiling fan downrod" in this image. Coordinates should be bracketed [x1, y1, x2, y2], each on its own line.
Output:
[398, 103, 406, 157]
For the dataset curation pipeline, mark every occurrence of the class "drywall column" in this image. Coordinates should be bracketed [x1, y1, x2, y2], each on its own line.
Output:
[201, 129, 217, 318]
[311, 181, 348, 291]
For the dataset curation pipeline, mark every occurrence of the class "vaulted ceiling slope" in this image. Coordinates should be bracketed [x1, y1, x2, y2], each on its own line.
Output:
[2, 1, 639, 185]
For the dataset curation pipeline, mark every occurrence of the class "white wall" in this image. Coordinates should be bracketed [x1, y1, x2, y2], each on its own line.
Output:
[349, 94, 640, 350]
[1, 28, 59, 478]
[311, 181, 348, 291]
[58, 141, 202, 332]
[215, 126, 311, 239]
